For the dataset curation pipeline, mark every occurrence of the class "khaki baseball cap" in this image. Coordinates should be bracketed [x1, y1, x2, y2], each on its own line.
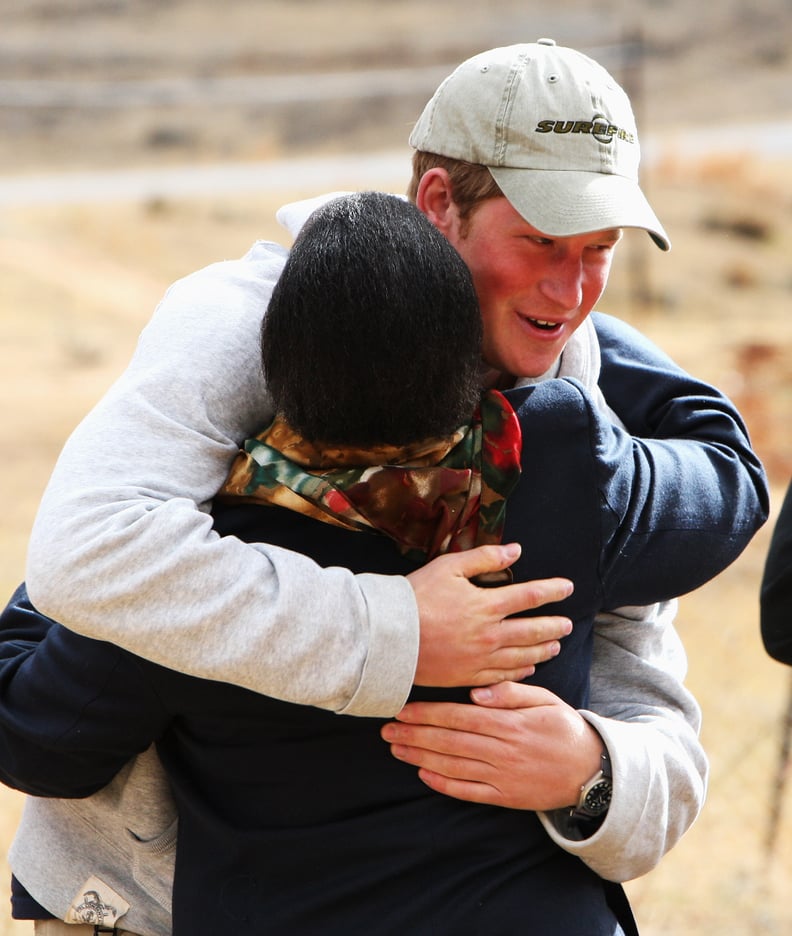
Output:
[410, 38, 670, 250]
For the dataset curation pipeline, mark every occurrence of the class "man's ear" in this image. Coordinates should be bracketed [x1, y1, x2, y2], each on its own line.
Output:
[415, 168, 457, 237]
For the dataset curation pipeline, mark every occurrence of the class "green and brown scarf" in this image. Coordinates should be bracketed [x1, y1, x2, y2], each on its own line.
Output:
[220, 390, 521, 563]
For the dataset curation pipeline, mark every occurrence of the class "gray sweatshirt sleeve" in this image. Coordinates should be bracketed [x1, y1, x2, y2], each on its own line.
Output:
[24, 242, 419, 717]
[538, 599, 708, 881]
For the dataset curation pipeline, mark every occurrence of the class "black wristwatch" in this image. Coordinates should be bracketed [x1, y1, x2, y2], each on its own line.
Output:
[570, 751, 612, 819]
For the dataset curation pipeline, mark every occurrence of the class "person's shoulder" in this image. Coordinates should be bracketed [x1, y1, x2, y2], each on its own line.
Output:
[506, 377, 591, 407]
[171, 240, 289, 295]
[505, 381, 605, 505]
[149, 241, 289, 333]
[505, 378, 595, 428]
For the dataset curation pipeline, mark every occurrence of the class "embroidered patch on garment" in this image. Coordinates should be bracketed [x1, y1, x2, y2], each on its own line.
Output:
[65, 876, 130, 927]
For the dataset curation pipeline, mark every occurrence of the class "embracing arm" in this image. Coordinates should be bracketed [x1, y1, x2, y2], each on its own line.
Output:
[593, 311, 768, 546]
[550, 314, 759, 873]
[508, 376, 767, 607]
[588, 389, 766, 604]
[760, 478, 792, 664]
[0, 586, 164, 798]
[541, 321, 741, 876]
[24, 243, 417, 717]
[555, 314, 761, 872]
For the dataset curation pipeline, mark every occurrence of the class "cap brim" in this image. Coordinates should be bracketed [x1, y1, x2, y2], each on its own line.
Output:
[489, 166, 670, 251]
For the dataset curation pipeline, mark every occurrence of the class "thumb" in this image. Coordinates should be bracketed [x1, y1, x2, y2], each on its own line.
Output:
[470, 681, 552, 709]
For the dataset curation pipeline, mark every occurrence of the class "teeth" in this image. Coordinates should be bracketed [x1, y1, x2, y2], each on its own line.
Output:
[530, 318, 558, 329]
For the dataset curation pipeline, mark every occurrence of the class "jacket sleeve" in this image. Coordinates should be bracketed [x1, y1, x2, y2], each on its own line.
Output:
[760, 479, 792, 664]
[540, 312, 769, 881]
[583, 373, 767, 606]
[24, 244, 418, 718]
[539, 600, 707, 881]
[0, 586, 165, 798]
[593, 311, 769, 544]
[508, 376, 766, 607]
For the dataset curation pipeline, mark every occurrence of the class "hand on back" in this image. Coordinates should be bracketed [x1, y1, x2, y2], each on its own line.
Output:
[408, 544, 573, 687]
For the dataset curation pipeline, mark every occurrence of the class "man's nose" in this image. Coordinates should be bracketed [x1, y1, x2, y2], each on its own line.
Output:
[537, 258, 584, 311]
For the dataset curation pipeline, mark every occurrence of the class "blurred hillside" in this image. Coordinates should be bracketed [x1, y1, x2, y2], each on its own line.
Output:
[1, 0, 791, 171]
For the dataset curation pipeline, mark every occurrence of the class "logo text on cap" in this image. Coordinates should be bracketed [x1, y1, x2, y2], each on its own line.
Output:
[535, 116, 635, 145]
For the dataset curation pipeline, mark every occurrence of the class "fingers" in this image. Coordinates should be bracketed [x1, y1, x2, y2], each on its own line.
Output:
[382, 720, 503, 792]
[439, 542, 522, 580]
[388, 743, 505, 805]
[497, 614, 572, 644]
[484, 577, 574, 618]
[381, 704, 522, 807]
[382, 688, 589, 811]
[416, 769, 502, 805]
[408, 546, 574, 689]
[391, 698, 518, 738]
[466, 614, 571, 684]
[384, 720, 490, 760]
[470, 681, 557, 709]
[467, 643, 557, 685]
[430, 542, 575, 613]
[393, 684, 554, 734]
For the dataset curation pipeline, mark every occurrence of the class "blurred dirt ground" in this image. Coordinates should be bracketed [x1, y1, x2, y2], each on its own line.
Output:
[1, 1, 792, 933]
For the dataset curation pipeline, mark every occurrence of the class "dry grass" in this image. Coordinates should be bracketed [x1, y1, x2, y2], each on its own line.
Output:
[1, 1, 792, 932]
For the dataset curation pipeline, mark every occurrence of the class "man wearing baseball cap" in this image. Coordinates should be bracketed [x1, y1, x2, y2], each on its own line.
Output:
[13, 39, 765, 935]
[410, 39, 669, 248]
[386, 36, 715, 909]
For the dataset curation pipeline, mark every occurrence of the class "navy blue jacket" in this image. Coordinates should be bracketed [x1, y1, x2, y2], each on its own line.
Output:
[0, 313, 768, 935]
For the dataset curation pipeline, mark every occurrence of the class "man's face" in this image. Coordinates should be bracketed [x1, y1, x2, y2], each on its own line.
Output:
[443, 197, 622, 383]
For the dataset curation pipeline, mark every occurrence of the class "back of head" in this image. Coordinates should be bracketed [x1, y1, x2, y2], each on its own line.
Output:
[410, 38, 669, 250]
[262, 192, 482, 447]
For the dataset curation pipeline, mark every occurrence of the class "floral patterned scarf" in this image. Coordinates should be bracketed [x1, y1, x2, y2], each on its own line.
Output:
[220, 390, 521, 564]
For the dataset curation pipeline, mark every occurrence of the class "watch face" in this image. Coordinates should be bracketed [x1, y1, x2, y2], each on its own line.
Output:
[584, 780, 613, 814]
